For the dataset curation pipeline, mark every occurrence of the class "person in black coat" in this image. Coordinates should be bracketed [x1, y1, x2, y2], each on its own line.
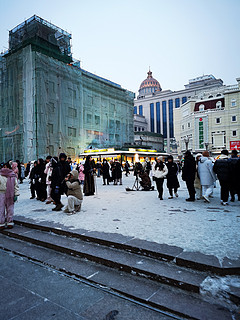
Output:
[58, 153, 71, 195]
[125, 161, 130, 177]
[112, 159, 122, 185]
[50, 157, 64, 211]
[228, 150, 240, 202]
[213, 149, 231, 205]
[182, 150, 196, 201]
[101, 159, 110, 185]
[166, 155, 180, 198]
[83, 155, 95, 196]
[35, 158, 47, 201]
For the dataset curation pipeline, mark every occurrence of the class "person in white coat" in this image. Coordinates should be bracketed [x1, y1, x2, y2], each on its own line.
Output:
[152, 156, 168, 200]
[198, 151, 216, 203]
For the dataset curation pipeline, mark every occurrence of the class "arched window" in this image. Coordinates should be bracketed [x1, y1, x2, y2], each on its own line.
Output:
[199, 104, 205, 111]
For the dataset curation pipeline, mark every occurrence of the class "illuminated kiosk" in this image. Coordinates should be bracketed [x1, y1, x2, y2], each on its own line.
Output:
[79, 148, 168, 164]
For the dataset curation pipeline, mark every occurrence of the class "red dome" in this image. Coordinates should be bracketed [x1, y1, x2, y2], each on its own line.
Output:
[139, 70, 161, 95]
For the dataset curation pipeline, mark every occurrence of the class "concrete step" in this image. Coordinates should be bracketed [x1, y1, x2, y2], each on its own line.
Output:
[2, 224, 206, 294]
[13, 218, 240, 275]
[0, 234, 234, 320]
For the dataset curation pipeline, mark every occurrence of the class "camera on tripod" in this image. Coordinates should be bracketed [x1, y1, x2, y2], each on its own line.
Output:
[126, 162, 154, 191]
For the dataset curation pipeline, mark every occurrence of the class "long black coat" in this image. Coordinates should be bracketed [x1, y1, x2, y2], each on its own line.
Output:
[182, 155, 196, 182]
[101, 162, 110, 179]
[83, 159, 95, 195]
[213, 157, 230, 182]
[166, 162, 180, 189]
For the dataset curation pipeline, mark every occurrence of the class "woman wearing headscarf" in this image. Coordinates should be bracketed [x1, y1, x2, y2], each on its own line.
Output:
[0, 162, 19, 230]
[152, 156, 168, 200]
[83, 155, 95, 196]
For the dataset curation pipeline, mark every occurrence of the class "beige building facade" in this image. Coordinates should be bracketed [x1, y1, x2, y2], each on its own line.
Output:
[174, 78, 240, 156]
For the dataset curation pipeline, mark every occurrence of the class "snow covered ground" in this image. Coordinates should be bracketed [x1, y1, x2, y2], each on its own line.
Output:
[15, 173, 240, 261]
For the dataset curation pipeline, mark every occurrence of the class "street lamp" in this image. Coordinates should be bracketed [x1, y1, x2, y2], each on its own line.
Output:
[184, 137, 189, 151]
[204, 142, 209, 151]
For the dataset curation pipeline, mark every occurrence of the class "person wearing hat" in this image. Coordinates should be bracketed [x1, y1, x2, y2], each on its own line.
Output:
[152, 156, 168, 200]
[198, 151, 216, 203]
[166, 155, 180, 198]
[182, 150, 196, 201]
[64, 170, 83, 215]
[142, 157, 152, 176]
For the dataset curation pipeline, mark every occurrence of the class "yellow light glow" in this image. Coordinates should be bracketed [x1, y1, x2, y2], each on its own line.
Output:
[134, 153, 139, 162]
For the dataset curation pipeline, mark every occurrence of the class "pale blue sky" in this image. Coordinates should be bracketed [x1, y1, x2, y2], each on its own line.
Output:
[0, 0, 239, 93]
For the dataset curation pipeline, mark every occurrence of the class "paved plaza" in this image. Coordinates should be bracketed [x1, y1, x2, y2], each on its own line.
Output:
[14, 173, 240, 262]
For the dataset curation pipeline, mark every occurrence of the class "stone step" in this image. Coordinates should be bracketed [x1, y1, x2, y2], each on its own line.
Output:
[0, 234, 234, 320]
[13, 218, 240, 275]
[2, 225, 206, 294]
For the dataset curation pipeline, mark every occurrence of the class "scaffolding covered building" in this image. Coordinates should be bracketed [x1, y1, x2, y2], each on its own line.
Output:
[0, 15, 135, 162]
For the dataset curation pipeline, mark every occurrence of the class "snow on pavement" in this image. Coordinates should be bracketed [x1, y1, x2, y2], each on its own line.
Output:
[15, 174, 240, 261]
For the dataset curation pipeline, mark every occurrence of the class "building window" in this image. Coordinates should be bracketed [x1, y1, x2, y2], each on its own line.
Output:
[116, 120, 120, 130]
[182, 125, 184, 130]
[182, 96, 187, 104]
[216, 101, 222, 109]
[142, 127, 145, 131]
[231, 99, 236, 107]
[48, 123, 53, 134]
[95, 115, 100, 125]
[175, 98, 180, 108]
[150, 103, 154, 132]
[216, 118, 221, 124]
[87, 114, 92, 123]
[208, 95, 213, 98]
[134, 126, 137, 131]
[232, 130, 237, 137]
[232, 115, 237, 122]
[169, 99, 174, 138]
[49, 102, 54, 112]
[188, 123, 191, 128]
[68, 127, 76, 137]
[139, 105, 143, 116]
[68, 107, 77, 117]
[134, 106, 137, 114]
[156, 102, 161, 133]
[109, 120, 114, 129]
[199, 104, 205, 111]
[162, 101, 167, 138]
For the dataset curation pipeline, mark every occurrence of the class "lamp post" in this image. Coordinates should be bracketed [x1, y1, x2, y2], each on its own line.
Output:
[204, 142, 209, 151]
[184, 137, 189, 151]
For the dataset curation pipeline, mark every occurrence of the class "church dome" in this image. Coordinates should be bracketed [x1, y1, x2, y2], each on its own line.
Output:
[139, 70, 162, 95]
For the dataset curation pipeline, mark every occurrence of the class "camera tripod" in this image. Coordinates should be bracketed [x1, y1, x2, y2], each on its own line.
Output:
[126, 174, 141, 191]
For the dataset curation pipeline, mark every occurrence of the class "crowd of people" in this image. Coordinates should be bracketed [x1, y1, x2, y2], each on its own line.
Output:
[0, 149, 239, 230]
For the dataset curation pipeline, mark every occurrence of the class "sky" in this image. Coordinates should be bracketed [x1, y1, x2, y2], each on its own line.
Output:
[0, 0, 239, 94]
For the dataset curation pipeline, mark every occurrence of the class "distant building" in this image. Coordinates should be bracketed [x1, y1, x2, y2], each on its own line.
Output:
[134, 71, 224, 152]
[0, 15, 134, 163]
[174, 78, 240, 155]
